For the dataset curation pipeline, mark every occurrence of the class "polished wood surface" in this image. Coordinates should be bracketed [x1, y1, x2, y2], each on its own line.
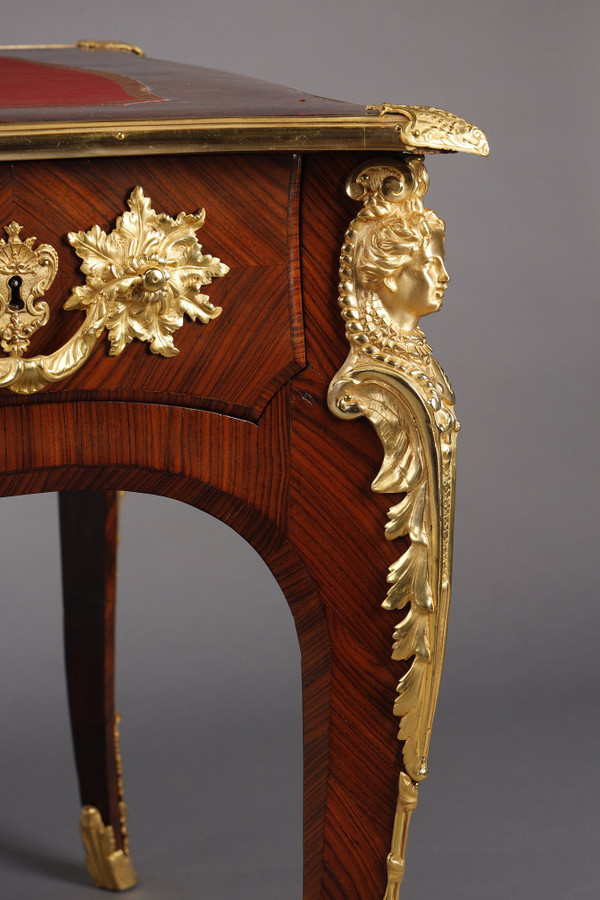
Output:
[0, 153, 304, 420]
[0, 148, 408, 898]
[60, 490, 124, 850]
[0, 47, 369, 123]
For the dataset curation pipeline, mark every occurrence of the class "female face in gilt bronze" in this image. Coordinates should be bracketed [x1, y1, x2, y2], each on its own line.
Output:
[361, 211, 449, 332]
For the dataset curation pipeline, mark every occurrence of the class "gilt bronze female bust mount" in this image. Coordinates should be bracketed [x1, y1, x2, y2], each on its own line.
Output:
[329, 155, 460, 897]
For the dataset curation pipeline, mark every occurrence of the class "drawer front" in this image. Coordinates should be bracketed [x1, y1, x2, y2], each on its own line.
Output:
[0, 152, 304, 420]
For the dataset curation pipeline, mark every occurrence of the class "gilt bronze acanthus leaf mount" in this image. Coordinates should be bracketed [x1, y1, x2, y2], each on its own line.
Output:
[328, 154, 460, 898]
[0, 187, 229, 394]
[367, 104, 489, 157]
[79, 716, 136, 892]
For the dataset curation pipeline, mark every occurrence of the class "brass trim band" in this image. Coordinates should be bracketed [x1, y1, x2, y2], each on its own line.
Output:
[0, 112, 488, 161]
[0, 40, 145, 55]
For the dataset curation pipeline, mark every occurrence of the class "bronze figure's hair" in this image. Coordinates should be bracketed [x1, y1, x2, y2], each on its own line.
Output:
[360, 207, 445, 290]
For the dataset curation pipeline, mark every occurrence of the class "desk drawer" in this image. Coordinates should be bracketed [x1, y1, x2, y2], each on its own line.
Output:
[0, 153, 304, 420]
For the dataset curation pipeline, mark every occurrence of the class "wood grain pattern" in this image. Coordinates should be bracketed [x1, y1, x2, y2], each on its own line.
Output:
[0, 153, 305, 420]
[291, 152, 409, 900]
[59, 489, 124, 849]
[0, 149, 418, 898]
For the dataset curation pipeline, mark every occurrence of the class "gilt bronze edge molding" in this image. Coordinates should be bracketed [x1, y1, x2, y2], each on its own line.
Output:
[0, 112, 488, 161]
[0, 40, 145, 55]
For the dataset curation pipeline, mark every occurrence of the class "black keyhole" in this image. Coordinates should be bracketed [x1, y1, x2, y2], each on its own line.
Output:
[8, 275, 24, 311]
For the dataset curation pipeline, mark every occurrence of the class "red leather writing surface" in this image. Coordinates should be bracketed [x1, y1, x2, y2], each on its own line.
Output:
[0, 56, 164, 108]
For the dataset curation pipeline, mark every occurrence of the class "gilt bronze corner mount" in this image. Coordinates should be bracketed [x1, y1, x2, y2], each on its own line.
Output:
[328, 142, 486, 896]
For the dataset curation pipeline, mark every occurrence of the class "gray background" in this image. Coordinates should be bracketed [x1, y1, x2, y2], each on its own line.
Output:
[0, 1, 598, 897]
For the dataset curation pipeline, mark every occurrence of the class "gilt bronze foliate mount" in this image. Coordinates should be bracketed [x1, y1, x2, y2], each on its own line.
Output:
[328, 134, 487, 897]
[80, 715, 137, 891]
[0, 188, 228, 394]
[366, 103, 489, 156]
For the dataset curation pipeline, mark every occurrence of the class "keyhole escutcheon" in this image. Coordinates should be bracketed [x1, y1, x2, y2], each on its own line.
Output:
[8, 275, 24, 311]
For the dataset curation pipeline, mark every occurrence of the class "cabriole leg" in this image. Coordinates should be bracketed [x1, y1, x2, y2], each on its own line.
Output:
[59, 489, 136, 891]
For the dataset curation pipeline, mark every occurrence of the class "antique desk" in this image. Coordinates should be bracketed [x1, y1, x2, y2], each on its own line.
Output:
[0, 42, 487, 897]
